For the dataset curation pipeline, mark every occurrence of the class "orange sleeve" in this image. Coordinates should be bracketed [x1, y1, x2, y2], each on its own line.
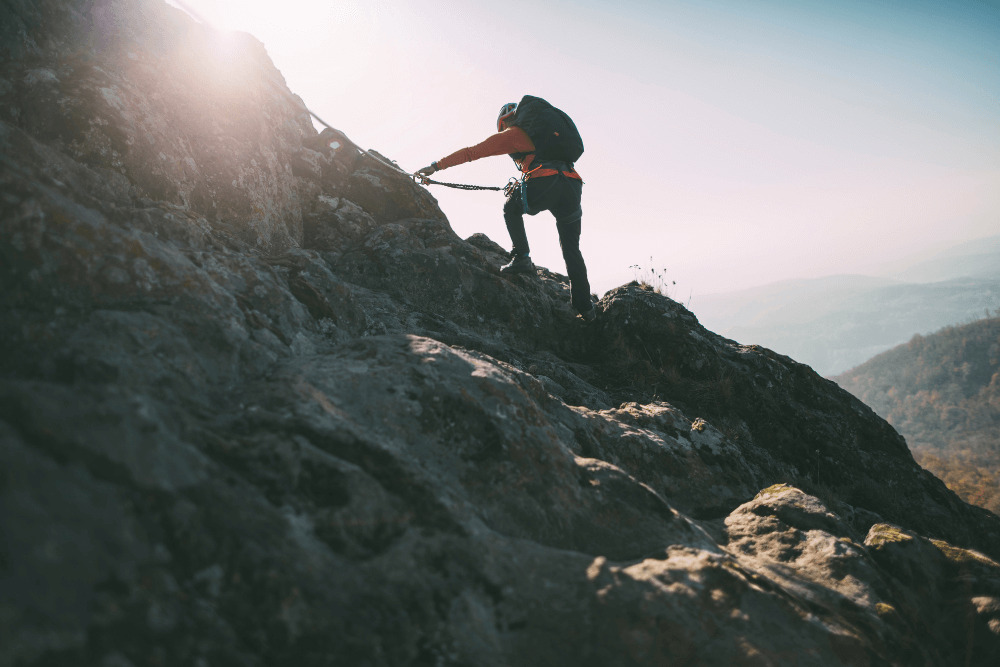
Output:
[436, 127, 535, 170]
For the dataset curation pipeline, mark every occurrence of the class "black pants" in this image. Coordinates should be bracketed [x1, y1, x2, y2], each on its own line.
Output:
[503, 175, 592, 314]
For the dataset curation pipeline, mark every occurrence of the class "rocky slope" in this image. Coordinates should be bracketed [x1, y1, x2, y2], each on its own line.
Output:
[2, 1, 1000, 665]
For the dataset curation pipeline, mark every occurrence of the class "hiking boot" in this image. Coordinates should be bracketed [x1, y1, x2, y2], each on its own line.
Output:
[500, 255, 534, 275]
[579, 307, 597, 322]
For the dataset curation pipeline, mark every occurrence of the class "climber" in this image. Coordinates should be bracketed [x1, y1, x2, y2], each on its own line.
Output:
[416, 96, 596, 322]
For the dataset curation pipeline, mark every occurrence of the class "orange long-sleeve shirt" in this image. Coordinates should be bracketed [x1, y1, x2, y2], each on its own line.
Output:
[436, 127, 536, 171]
[435, 126, 583, 182]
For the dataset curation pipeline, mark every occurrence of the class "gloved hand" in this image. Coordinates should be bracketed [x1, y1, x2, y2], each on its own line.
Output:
[415, 162, 438, 177]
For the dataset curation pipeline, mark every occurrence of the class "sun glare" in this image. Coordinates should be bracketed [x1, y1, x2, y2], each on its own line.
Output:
[169, 0, 246, 32]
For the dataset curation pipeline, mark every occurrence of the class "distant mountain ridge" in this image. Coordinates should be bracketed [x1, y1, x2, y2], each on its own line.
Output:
[882, 235, 1000, 283]
[693, 238, 1000, 376]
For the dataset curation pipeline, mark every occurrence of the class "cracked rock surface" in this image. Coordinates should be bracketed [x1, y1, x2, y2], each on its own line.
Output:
[2, 1, 999, 665]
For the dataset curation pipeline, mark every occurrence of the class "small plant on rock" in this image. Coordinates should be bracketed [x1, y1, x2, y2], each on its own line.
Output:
[629, 257, 675, 296]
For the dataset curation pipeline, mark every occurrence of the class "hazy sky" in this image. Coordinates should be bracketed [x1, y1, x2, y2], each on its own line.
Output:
[172, 0, 999, 300]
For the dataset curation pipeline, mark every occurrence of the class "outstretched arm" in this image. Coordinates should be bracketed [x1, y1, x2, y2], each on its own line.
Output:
[416, 127, 534, 176]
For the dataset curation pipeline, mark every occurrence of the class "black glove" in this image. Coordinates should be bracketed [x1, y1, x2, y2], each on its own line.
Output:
[415, 161, 438, 178]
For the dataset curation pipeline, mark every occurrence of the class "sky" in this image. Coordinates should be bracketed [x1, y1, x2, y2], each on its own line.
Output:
[169, 0, 999, 303]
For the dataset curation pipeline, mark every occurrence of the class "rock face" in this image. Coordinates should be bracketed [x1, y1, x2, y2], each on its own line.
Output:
[2, 2, 999, 665]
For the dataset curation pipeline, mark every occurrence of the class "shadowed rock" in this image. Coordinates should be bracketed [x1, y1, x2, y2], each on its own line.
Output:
[2, 1, 999, 665]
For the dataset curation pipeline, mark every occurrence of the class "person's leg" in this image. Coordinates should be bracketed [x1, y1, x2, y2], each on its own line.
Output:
[552, 180, 592, 314]
[503, 185, 530, 258]
[501, 185, 535, 273]
[556, 216, 592, 314]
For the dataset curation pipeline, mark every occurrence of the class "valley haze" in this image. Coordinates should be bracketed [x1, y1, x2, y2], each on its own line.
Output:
[694, 235, 1000, 377]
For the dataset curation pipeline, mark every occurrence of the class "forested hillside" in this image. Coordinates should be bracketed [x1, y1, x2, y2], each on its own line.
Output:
[836, 315, 1000, 515]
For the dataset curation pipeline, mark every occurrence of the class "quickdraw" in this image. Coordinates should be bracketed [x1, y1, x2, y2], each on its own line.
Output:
[503, 177, 519, 198]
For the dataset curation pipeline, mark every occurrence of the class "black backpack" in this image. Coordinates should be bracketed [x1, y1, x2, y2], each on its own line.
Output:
[507, 95, 584, 164]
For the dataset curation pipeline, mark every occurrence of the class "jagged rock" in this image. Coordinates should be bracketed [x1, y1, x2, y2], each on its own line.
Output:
[3, 1, 1000, 665]
[590, 284, 1000, 552]
[725, 485, 934, 663]
[2, 0, 314, 252]
[864, 523, 1000, 666]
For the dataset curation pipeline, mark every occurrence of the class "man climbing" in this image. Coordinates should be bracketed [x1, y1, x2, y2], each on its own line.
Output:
[416, 96, 596, 322]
